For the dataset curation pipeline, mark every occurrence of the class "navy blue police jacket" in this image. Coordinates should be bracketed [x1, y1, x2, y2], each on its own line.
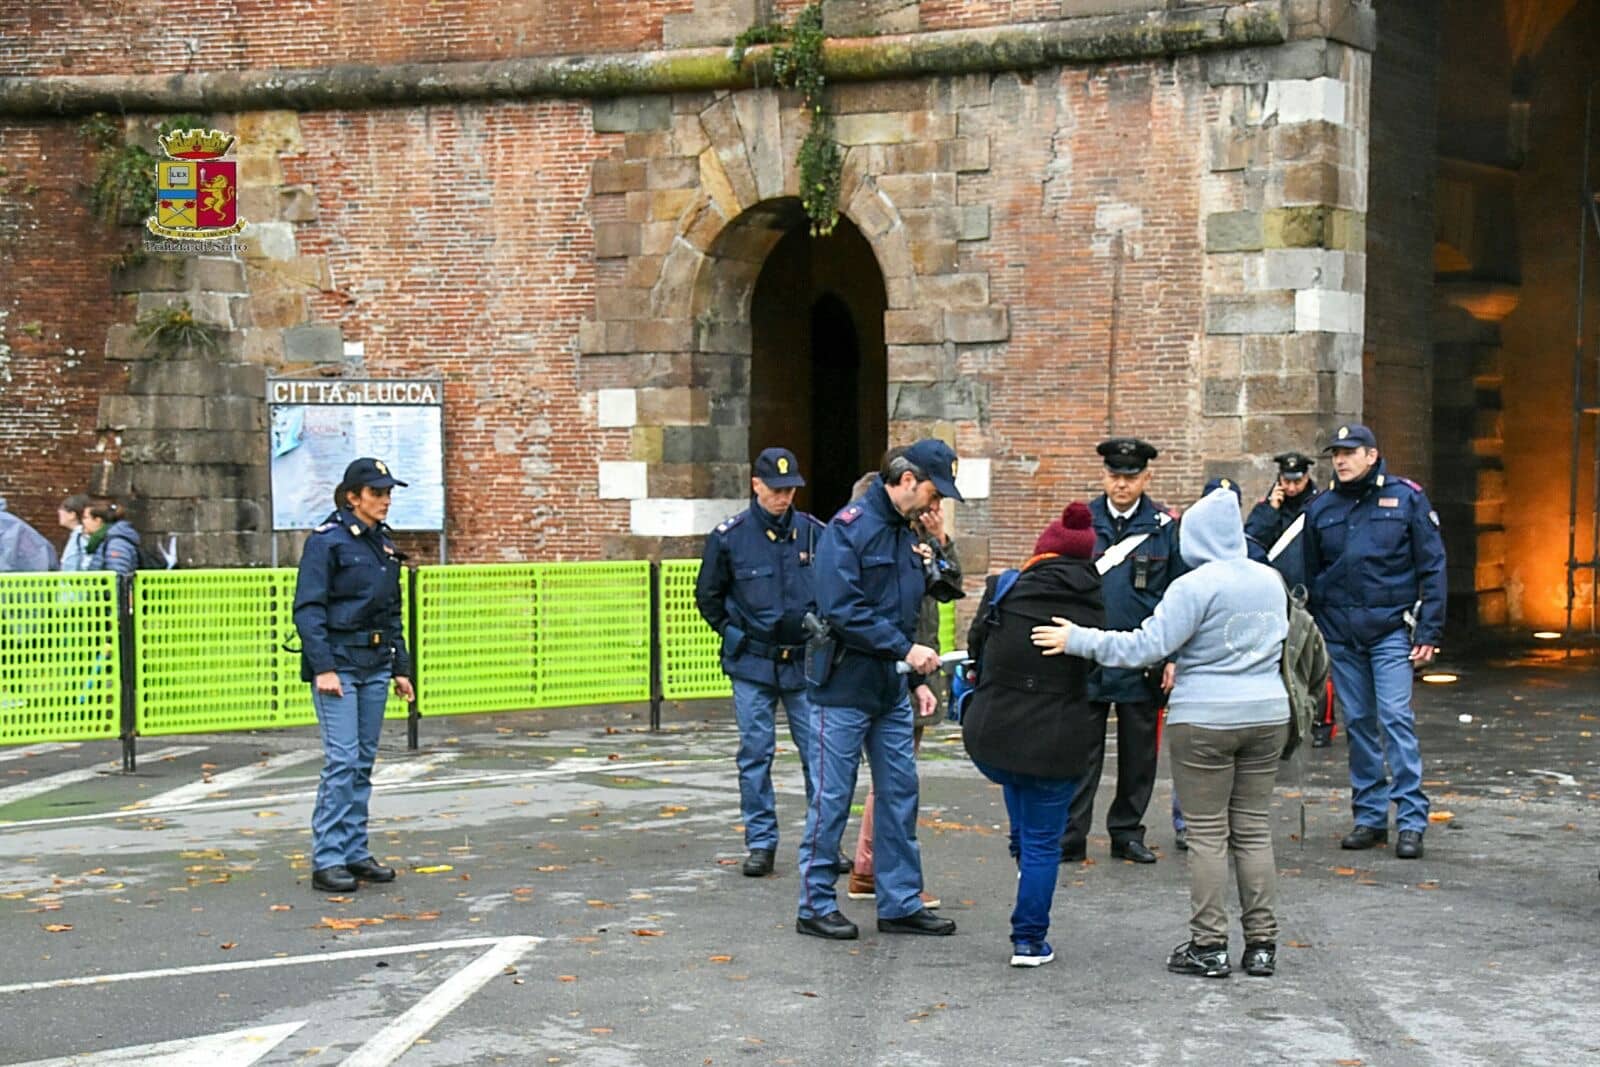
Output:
[808, 478, 927, 710]
[1087, 494, 1185, 704]
[1244, 485, 1321, 590]
[694, 497, 824, 690]
[1303, 460, 1447, 647]
[293, 509, 412, 682]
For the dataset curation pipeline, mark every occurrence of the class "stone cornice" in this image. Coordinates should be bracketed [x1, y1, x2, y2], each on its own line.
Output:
[0, 2, 1287, 117]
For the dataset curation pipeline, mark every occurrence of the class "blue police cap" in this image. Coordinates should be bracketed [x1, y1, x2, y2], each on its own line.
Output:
[753, 447, 805, 489]
[1322, 424, 1378, 452]
[342, 457, 407, 490]
[1273, 451, 1316, 476]
[902, 439, 965, 502]
[1203, 476, 1242, 502]
[1098, 437, 1158, 473]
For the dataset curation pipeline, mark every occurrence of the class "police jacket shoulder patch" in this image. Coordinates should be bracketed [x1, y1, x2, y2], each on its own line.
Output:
[1397, 477, 1424, 493]
[834, 505, 863, 526]
[714, 512, 747, 535]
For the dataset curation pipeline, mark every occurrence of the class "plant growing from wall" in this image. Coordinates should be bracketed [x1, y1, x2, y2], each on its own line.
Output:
[79, 113, 204, 267]
[133, 300, 224, 359]
[732, 3, 841, 235]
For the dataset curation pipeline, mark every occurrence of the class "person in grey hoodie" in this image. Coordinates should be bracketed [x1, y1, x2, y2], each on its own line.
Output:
[1031, 486, 1289, 980]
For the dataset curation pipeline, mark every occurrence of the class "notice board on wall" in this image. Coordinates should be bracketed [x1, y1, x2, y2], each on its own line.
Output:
[267, 377, 445, 532]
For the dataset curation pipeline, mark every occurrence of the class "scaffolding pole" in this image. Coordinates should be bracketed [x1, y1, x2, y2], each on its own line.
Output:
[1564, 81, 1600, 636]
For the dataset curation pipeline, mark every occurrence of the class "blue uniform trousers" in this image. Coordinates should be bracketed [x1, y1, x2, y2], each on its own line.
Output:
[797, 698, 923, 920]
[311, 656, 390, 871]
[732, 678, 815, 850]
[973, 760, 1077, 945]
[1326, 629, 1429, 833]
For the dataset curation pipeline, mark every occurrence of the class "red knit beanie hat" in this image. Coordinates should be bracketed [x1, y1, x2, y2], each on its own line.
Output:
[1034, 502, 1096, 560]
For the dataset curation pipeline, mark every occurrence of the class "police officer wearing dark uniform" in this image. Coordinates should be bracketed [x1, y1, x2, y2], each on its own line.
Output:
[695, 447, 826, 878]
[1244, 451, 1320, 591]
[1061, 437, 1184, 865]
[795, 439, 960, 941]
[1246, 451, 1337, 745]
[1302, 424, 1446, 860]
[294, 458, 415, 893]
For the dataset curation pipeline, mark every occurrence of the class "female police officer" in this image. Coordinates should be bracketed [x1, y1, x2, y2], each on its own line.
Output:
[294, 457, 416, 893]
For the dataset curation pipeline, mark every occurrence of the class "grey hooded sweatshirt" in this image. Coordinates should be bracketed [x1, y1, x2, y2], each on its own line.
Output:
[1065, 487, 1289, 729]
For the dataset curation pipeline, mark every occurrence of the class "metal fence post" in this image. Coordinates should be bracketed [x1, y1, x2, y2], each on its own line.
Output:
[406, 565, 421, 751]
[649, 561, 663, 732]
[118, 575, 137, 772]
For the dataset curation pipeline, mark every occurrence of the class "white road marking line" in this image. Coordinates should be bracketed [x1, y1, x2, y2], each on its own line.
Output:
[134, 750, 324, 810]
[1528, 768, 1579, 787]
[0, 745, 206, 810]
[372, 750, 459, 785]
[0, 758, 701, 831]
[0, 936, 519, 995]
[339, 936, 537, 1067]
[0, 742, 81, 763]
[6, 1020, 306, 1067]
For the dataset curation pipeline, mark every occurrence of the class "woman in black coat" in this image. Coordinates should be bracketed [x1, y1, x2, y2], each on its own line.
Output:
[962, 502, 1103, 967]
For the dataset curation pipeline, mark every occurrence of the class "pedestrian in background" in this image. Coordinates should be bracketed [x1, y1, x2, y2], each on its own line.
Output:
[0, 494, 59, 572]
[57, 494, 91, 572]
[294, 458, 416, 894]
[962, 501, 1101, 968]
[81, 499, 140, 578]
[1034, 486, 1290, 979]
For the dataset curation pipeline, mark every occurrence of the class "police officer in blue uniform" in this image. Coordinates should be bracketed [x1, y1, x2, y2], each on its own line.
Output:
[1246, 451, 1337, 745]
[695, 447, 826, 878]
[1061, 438, 1185, 866]
[294, 457, 415, 893]
[795, 440, 961, 940]
[1245, 451, 1321, 591]
[1303, 424, 1446, 860]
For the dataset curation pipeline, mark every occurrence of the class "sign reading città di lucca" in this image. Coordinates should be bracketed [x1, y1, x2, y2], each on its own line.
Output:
[268, 379, 443, 405]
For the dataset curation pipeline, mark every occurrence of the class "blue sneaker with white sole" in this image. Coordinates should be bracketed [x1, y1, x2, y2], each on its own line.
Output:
[1009, 941, 1055, 967]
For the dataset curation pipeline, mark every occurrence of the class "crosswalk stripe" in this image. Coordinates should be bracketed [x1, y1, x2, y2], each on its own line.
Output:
[0, 743, 81, 763]
[0, 745, 206, 810]
[135, 749, 323, 810]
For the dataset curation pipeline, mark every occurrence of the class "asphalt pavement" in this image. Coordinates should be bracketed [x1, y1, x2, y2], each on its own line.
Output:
[0, 647, 1596, 1066]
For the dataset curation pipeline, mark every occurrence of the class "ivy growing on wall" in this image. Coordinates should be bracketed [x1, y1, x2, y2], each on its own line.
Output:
[79, 113, 204, 268]
[732, 3, 841, 236]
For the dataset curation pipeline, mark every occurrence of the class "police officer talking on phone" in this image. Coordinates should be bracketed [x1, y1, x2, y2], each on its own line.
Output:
[294, 458, 415, 893]
[695, 447, 825, 878]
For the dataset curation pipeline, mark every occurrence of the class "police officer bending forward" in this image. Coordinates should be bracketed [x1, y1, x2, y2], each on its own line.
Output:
[695, 447, 825, 878]
[294, 458, 416, 893]
[795, 439, 961, 941]
[1303, 425, 1445, 861]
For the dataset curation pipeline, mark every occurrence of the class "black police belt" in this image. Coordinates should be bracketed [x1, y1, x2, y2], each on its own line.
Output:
[328, 629, 390, 648]
[742, 633, 806, 663]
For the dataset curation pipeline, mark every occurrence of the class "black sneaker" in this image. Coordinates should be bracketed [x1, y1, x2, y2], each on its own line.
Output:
[1167, 940, 1230, 978]
[1242, 943, 1276, 977]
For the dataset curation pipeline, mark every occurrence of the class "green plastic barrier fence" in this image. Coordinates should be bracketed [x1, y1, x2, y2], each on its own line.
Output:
[0, 572, 122, 746]
[938, 600, 956, 654]
[414, 561, 650, 715]
[133, 568, 408, 737]
[658, 559, 730, 701]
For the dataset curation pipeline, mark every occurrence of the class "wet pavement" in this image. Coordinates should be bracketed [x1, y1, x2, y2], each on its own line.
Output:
[0, 648, 1596, 1066]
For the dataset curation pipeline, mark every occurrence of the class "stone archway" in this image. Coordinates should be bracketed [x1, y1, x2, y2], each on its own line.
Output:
[580, 85, 1008, 548]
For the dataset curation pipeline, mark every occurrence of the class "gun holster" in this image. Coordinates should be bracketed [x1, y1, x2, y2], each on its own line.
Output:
[802, 612, 840, 688]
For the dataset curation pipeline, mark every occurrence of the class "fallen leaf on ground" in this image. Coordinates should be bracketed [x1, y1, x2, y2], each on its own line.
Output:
[709, 955, 732, 963]
[269, 904, 293, 912]
[1427, 811, 1455, 823]
[43, 923, 73, 932]
[1285, 940, 1311, 948]
[254, 811, 282, 819]
[659, 805, 688, 816]
[220, 942, 236, 950]
[558, 975, 578, 982]
[1333, 867, 1357, 876]
[325, 895, 353, 903]
[413, 865, 453, 874]
[590, 1027, 613, 1034]
[318, 916, 384, 931]
[797, 991, 818, 998]
[631, 928, 664, 937]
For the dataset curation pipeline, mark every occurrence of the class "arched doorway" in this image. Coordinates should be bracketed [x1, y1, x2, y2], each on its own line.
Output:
[748, 215, 889, 518]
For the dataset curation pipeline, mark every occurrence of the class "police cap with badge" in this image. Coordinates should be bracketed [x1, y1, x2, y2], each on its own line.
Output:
[1320, 424, 1378, 452]
[1098, 437, 1159, 473]
[753, 447, 805, 489]
[344, 456, 408, 490]
[1272, 452, 1316, 478]
[901, 438, 966, 501]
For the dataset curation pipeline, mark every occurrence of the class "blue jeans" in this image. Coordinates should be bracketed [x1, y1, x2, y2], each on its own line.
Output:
[1327, 629, 1429, 833]
[311, 660, 391, 871]
[973, 760, 1077, 945]
[797, 698, 922, 920]
[732, 678, 815, 851]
